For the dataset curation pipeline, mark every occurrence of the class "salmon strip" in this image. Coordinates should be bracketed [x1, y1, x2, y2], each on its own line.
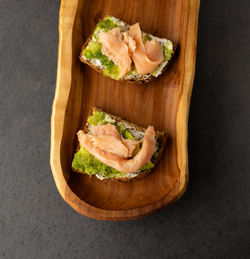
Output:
[144, 40, 164, 62]
[91, 124, 120, 138]
[90, 124, 138, 157]
[122, 138, 139, 157]
[87, 135, 130, 158]
[125, 23, 164, 74]
[98, 23, 164, 77]
[99, 28, 132, 77]
[78, 126, 156, 173]
[123, 31, 136, 55]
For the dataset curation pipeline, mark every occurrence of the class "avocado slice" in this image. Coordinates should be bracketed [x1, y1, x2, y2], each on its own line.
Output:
[123, 129, 136, 140]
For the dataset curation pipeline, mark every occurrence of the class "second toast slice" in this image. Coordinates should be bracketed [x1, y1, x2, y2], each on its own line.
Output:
[72, 107, 167, 182]
[80, 16, 176, 84]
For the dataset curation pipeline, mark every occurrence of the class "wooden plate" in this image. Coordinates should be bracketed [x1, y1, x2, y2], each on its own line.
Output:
[50, 0, 200, 220]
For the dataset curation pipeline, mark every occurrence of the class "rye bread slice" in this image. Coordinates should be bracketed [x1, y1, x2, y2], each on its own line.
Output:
[79, 18, 177, 84]
[72, 107, 167, 182]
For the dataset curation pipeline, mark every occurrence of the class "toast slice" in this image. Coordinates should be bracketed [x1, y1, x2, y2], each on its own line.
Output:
[80, 16, 176, 84]
[72, 107, 167, 182]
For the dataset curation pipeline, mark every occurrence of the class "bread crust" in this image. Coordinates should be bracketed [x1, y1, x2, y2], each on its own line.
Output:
[72, 107, 167, 182]
[79, 19, 177, 84]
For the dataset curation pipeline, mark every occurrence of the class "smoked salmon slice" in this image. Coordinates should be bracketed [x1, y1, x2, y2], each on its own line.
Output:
[127, 23, 164, 74]
[77, 126, 156, 173]
[90, 124, 139, 157]
[85, 135, 131, 158]
[99, 23, 164, 76]
[99, 28, 132, 77]
[91, 124, 121, 138]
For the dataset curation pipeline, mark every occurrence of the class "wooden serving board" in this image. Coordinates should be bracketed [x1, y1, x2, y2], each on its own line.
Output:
[50, 0, 200, 220]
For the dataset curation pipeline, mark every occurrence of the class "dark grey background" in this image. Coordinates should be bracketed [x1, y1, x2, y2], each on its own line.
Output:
[1, 0, 250, 258]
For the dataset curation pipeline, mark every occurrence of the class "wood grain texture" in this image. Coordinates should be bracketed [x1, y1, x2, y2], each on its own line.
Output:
[50, 0, 200, 220]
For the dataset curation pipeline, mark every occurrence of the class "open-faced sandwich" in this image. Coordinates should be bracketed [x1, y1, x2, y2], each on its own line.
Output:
[72, 107, 167, 182]
[80, 16, 175, 83]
